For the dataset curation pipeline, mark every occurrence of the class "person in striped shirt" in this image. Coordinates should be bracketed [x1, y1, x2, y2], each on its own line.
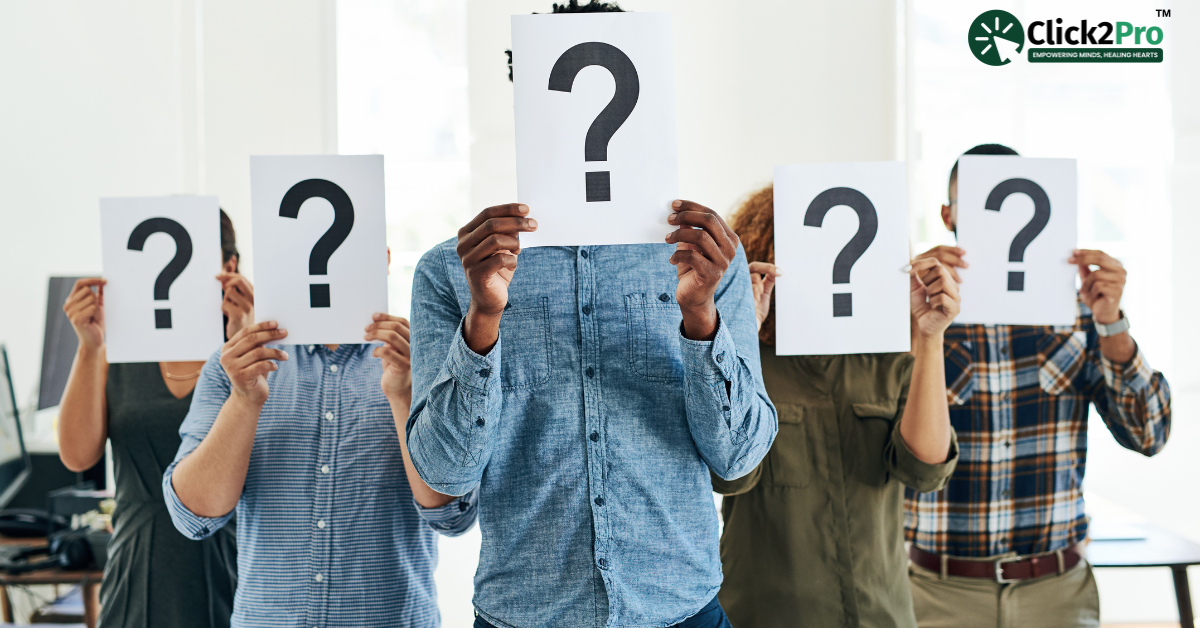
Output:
[904, 144, 1172, 628]
[164, 254, 476, 628]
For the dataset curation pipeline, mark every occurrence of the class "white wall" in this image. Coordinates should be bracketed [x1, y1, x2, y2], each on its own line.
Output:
[467, 0, 902, 218]
[0, 0, 336, 409]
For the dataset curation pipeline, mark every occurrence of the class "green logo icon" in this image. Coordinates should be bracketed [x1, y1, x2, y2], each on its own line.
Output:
[969, 10, 1025, 66]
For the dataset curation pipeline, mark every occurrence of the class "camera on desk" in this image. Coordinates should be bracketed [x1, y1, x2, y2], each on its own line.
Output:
[0, 486, 112, 574]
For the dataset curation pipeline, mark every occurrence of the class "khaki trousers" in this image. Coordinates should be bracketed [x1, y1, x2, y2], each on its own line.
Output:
[909, 557, 1100, 628]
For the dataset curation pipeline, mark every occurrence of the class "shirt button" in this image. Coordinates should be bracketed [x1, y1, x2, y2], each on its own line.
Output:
[329, 364, 338, 373]
[1005, 441, 1013, 448]
[580, 250, 589, 259]
[458, 500, 469, 512]
[479, 368, 491, 378]
[658, 293, 669, 302]
[1003, 392, 1011, 401]
[476, 418, 486, 427]
[582, 304, 592, 315]
[590, 432, 599, 442]
[317, 520, 326, 529]
[1002, 490, 1011, 499]
[324, 411, 334, 421]
[722, 405, 730, 412]
[198, 526, 209, 536]
[598, 558, 608, 569]
[594, 497, 605, 506]
[320, 465, 330, 474]
[314, 573, 324, 583]
[715, 353, 724, 363]
[586, 367, 595, 378]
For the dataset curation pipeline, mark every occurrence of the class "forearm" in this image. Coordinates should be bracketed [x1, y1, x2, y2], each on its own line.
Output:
[391, 395, 456, 509]
[171, 394, 261, 517]
[900, 335, 953, 464]
[57, 346, 108, 471]
[1098, 331, 1136, 364]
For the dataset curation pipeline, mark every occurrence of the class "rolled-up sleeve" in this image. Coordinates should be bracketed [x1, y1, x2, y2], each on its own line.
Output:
[406, 248, 503, 497]
[889, 419, 959, 493]
[416, 487, 479, 537]
[680, 247, 777, 481]
[1093, 342, 1172, 456]
[162, 351, 236, 540]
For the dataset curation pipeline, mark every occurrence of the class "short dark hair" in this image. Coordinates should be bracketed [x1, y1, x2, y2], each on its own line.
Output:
[506, 0, 626, 81]
[949, 143, 1020, 186]
[219, 208, 239, 264]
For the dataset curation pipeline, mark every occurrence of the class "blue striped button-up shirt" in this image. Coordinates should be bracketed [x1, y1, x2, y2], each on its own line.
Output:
[407, 241, 777, 628]
[164, 343, 477, 628]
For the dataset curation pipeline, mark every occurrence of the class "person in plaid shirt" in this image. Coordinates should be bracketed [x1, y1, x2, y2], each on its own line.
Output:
[904, 144, 1172, 628]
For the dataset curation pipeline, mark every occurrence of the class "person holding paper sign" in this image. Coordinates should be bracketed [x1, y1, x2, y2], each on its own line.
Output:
[906, 144, 1172, 628]
[407, 195, 774, 628]
[57, 210, 246, 628]
[163, 251, 477, 628]
[711, 186, 961, 628]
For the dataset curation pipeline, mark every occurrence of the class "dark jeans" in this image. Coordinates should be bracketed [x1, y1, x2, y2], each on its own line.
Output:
[473, 595, 732, 628]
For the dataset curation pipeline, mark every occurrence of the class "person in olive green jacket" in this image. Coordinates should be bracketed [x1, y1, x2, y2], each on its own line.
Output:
[713, 185, 962, 628]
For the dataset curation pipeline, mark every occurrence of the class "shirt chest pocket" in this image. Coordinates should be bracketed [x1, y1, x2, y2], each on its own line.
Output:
[1037, 330, 1087, 396]
[851, 398, 899, 488]
[500, 297, 551, 391]
[624, 292, 684, 382]
[764, 403, 819, 489]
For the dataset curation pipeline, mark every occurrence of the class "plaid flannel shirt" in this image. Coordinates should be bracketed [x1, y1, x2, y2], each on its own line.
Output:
[904, 299, 1171, 557]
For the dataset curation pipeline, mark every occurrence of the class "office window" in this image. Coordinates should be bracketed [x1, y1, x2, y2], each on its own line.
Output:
[337, 0, 472, 318]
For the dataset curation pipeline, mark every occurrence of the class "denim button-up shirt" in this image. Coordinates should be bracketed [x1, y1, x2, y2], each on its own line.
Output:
[407, 240, 777, 628]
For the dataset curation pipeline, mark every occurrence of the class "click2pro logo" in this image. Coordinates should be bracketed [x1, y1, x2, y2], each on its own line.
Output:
[969, 10, 1025, 66]
[969, 9, 1166, 65]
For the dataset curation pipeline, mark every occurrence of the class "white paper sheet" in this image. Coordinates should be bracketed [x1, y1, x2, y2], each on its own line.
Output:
[512, 12, 678, 247]
[250, 155, 389, 346]
[99, 196, 225, 363]
[773, 162, 911, 355]
[955, 156, 1077, 325]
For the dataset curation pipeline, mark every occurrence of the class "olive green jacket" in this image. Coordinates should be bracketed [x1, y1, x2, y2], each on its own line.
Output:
[713, 349, 959, 628]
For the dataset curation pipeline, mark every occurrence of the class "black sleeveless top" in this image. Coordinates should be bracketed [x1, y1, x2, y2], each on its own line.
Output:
[100, 362, 236, 628]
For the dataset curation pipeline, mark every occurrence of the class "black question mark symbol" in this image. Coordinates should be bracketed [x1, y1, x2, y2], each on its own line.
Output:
[803, 188, 879, 318]
[548, 42, 640, 203]
[279, 179, 355, 308]
[984, 178, 1050, 291]
[127, 217, 194, 329]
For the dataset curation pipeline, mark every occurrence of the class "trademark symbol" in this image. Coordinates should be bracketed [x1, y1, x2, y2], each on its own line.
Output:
[1156, 9, 1171, 17]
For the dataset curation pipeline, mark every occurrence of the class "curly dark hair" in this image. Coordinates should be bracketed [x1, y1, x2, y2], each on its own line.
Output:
[727, 185, 776, 345]
[507, 0, 626, 81]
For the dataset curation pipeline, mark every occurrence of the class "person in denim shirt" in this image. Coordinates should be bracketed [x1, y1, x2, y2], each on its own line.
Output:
[406, 196, 777, 628]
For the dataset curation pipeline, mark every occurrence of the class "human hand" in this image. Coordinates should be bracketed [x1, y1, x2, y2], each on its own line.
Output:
[456, 203, 537, 353]
[913, 245, 968, 283]
[63, 278, 107, 352]
[366, 313, 412, 403]
[666, 200, 739, 340]
[748, 262, 780, 333]
[219, 321, 288, 407]
[909, 258, 961, 340]
[1069, 249, 1125, 324]
[217, 272, 255, 339]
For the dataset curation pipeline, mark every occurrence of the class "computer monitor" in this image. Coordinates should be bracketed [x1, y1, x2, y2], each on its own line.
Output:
[0, 346, 32, 508]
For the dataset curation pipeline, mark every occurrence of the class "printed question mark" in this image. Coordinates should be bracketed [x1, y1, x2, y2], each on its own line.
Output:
[127, 217, 194, 329]
[803, 188, 879, 318]
[984, 178, 1050, 291]
[548, 42, 640, 203]
[279, 179, 355, 308]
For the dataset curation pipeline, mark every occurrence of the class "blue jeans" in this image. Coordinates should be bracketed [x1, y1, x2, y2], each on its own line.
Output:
[473, 595, 732, 628]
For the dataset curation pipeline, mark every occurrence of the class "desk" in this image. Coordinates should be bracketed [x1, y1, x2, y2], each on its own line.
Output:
[0, 537, 101, 628]
[1090, 522, 1200, 628]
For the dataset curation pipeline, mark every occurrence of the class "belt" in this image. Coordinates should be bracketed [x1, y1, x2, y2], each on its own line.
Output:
[909, 544, 1083, 583]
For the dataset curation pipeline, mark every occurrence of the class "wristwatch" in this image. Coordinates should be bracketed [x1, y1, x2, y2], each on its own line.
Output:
[1095, 312, 1130, 337]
